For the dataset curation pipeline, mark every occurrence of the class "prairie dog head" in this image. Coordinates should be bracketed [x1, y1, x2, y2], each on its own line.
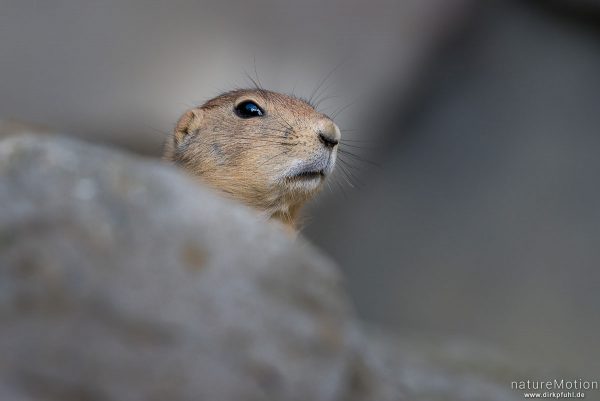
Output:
[164, 89, 341, 227]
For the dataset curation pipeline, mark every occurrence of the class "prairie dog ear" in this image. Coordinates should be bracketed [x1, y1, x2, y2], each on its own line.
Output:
[174, 108, 204, 145]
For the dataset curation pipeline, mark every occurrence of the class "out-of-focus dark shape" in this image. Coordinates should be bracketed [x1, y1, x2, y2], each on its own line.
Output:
[0, 134, 536, 401]
[307, 0, 600, 376]
[529, 0, 600, 32]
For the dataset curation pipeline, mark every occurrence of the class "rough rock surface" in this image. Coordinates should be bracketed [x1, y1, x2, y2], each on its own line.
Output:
[0, 134, 527, 401]
[0, 134, 403, 401]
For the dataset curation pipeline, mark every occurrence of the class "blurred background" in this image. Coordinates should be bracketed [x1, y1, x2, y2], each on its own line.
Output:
[2, 0, 599, 377]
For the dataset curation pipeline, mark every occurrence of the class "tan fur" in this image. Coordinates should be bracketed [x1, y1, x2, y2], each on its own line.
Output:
[163, 89, 341, 230]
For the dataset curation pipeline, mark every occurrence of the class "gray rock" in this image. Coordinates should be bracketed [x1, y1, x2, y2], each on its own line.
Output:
[358, 328, 538, 401]
[0, 134, 403, 401]
[0, 134, 529, 401]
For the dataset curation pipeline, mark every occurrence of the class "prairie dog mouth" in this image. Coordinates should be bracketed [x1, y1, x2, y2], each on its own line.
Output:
[283, 156, 332, 183]
[287, 170, 325, 180]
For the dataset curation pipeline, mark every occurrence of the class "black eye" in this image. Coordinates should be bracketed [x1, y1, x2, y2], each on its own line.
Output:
[234, 101, 264, 118]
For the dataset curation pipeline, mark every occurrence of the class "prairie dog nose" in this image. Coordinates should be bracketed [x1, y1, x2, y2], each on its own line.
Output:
[317, 119, 340, 148]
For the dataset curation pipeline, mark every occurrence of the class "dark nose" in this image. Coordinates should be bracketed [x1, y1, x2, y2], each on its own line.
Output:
[319, 131, 339, 148]
[316, 118, 341, 149]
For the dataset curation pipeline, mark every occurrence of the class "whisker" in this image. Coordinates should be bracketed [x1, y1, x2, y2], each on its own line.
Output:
[215, 136, 287, 145]
[337, 149, 379, 167]
[244, 70, 262, 92]
[314, 93, 342, 110]
[336, 164, 355, 188]
[337, 156, 363, 172]
[339, 142, 375, 150]
[332, 173, 349, 199]
[253, 56, 264, 89]
[337, 159, 365, 187]
[340, 138, 372, 143]
[261, 149, 290, 167]
[308, 57, 349, 107]
[332, 99, 359, 119]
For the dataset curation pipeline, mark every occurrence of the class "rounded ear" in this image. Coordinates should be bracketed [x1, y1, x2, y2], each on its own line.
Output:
[174, 108, 204, 145]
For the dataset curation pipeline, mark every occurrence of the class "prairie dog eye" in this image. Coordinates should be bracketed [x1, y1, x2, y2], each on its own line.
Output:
[234, 100, 265, 118]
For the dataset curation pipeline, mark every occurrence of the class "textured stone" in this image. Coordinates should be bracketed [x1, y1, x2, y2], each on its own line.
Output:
[0, 134, 529, 401]
[0, 134, 404, 401]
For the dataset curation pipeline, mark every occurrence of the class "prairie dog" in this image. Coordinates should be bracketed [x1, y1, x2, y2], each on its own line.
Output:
[164, 89, 340, 229]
